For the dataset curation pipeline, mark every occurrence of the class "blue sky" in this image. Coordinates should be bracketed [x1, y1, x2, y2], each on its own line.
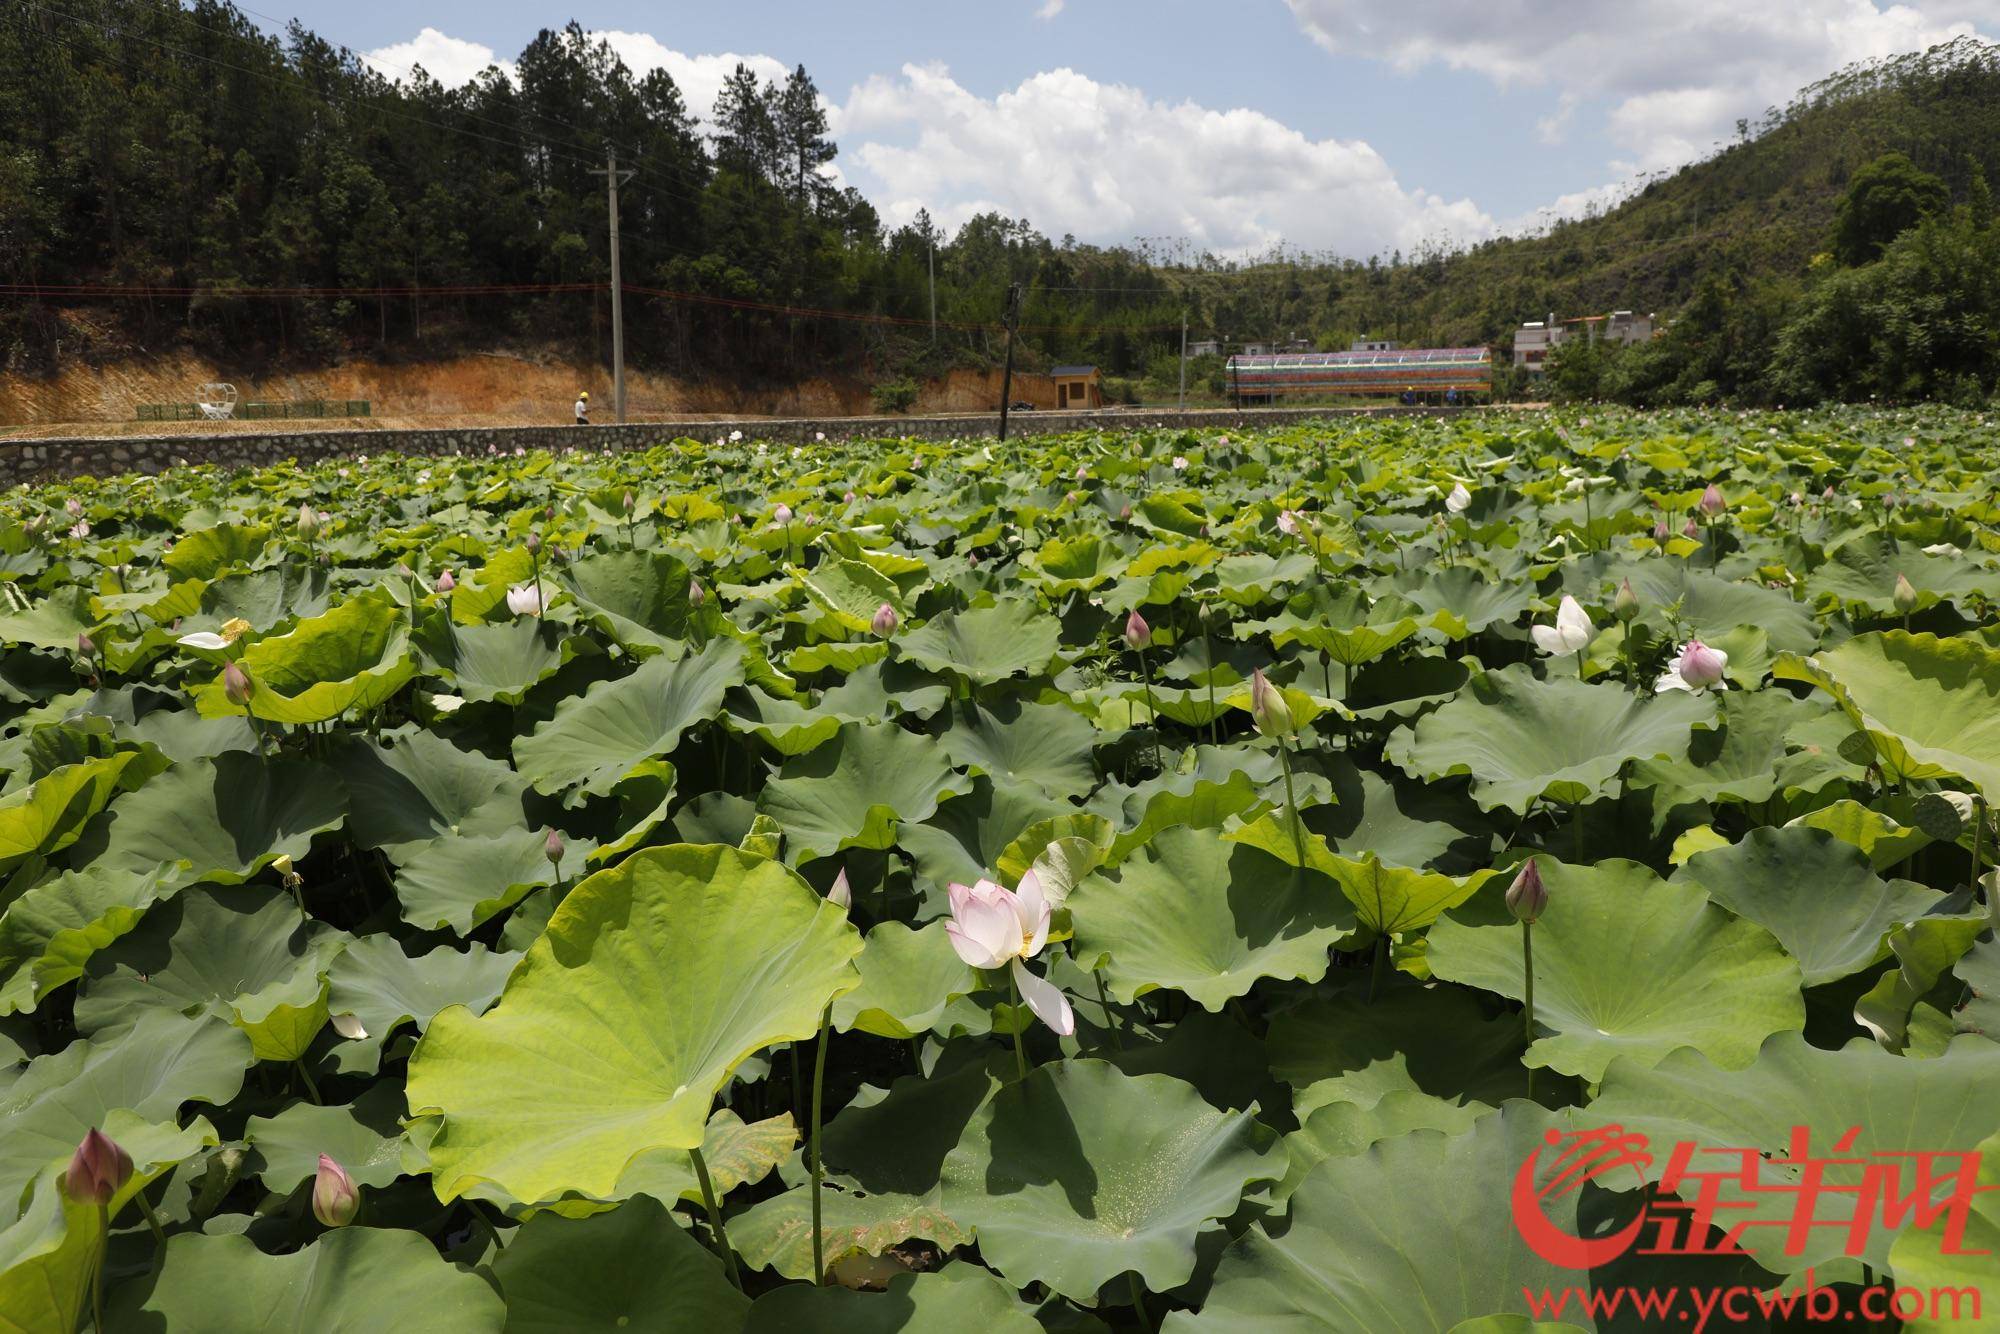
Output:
[255, 0, 1997, 258]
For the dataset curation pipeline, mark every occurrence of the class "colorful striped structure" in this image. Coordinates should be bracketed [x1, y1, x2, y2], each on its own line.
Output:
[1226, 347, 1492, 401]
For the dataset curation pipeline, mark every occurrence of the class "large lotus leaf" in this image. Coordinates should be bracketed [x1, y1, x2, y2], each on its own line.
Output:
[1853, 907, 1989, 1051]
[795, 555, 909, 631]
[0, 1165, 98, 1334]
[1266, 986, 1533, 1115]
[1070, 826, 1355, 1010]
[1808, 533, 2000, 611]
[335, 728, 528, 861]
[191, 594, 416, 725]
[1788, 798, 1929, 871]
[938, 1060, 1285, 1300]
[489, 1195, 747, 1334]
[323, 937, 519, 1075]
[0, 862, 177, 1015]
[757, 721, 965, 863]
[197, 564, 331, 630]
[118, 709, 258, 765]
[895, 602, 1061, 686]
[742, 1265, 1039, 1334]
[407, 845, 862, 1204]
[1956, 933, 2000, 1040]
[559, 549, 697, 655]
[75, 885, 348, 1060]
[1277, 1089, 1490, 1201]
[1670, 827, 1939, 985]
[161, 522, 270, 581]
[1887, 1124, 2000, 1331]
[0, 750, 162, 875]
[449, 546, 537, 625]
[590, 1108, 797, 1212]
[0, 586, 95, 650]
[831, 921, 978, 1039]
[1613, 563, 1818, 654]
[512, 639, 743, 798]
[1027, 533, 1127, 593]
[107, 1228, 506, 1332]
[1175, 1107, 1587, 1333]
[411, 616, 576, 704]
[1093, 746, 1277, 860]
[898, 781, 1066, 899]
[1776, 632, 2000, 799]
[1383, 565, 1534, 634]
[0, 1010, 249, 1213]
[1314, 756, 1489, 872]
[63, 752, 347, 885]
[244, 1080, 410, 1192]
[1626, 690, 1859, 807]
[1589, 1033, 2000, 1275]
[729, 1181, 970, 1282]
[1428, 858, 1804, 1083]
[935, 699, 1097, 800]
[1386, 668, 1716, 813]
[1230, 814, 1494, 935]
[392, 823, 590, 933]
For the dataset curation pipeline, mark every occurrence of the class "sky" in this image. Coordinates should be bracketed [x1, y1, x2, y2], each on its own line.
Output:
[253, 0, 2000, 260]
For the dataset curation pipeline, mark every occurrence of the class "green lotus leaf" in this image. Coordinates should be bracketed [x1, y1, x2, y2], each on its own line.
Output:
[758, 722, 965, 863]
[1589, 1033, 2000, 1275]
[728, 1181, 971, 1282]
[1382, 565, 1534, 634]
[724, 688, 847, 757]
[1028, 533, 1127, 592]
[1448, 1321, 1589, 1334]
[0, 862, 177, 1015]
[1956, 934, 2000, 1040]
[407, 844, 862, 1204]
[742, 1264, 1039, 1334]
[1671, 827, 1939, 984]
[197, 564, 331, 630]
[392, 823, 593, 933]
[1277, 1088, 1491, 1200]
[1625, 690, 1860, 807]
[831, 921, 979, 1039]
[0, 1165, 98, 1334]
[1428, 858, 1804, 1083]
[1787, 797, 1929, 871]
[1178, 1107, 1582, 1332]
[411, 615, 577, 704]
[1070, 826, 1355, 1009]
[1853, 907, 1989, 1051]
[994, 811, 1116, 886]
[244, 1080, 410, 1192]
[75, 885, 349, 1060]
[513, 638, 743, 798]
[935, 698, 1097, 800]
[1386, 667, 1717, 813]
[939, 1060, 1285, 1300]
[785, 639, 889, 677]
[192, 593, 416, 725]
[1230, 814, 1494, 935]
[0, 586, 96, 650]
[323, 937, 519, 1076]
[449, 546, 537, 626]
[0, 1010, 248, 1213]
[1266, 986, 1534, 1116]
[0, 750, 164, 875]
[589, 1108, 798, 1213]
[1613, 563, 1818, 654]
[335, 728, 529, 861]
[107, 1228, 506, 1332]
[1808, 533, 2000, 611]
[1776, 631, 2000, 800]
[491, 1195, 747, 1334]
[899, 779, 1066, 896]
[64, 752, 348, 886]
[1886, 1124, 2000, 1331]
[161, 522, 270, 581]
[895, 602, 1061, 686]
[795, 555, 908, 632]
[118, 709, 258, 765]
[1313, 756, 1489, 872]
[1094, 746, 1276, 860]
[560, 549, 697, 655]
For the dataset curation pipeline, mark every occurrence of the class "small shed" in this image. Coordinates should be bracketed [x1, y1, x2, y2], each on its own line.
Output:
[1049, 365, 1102, 410]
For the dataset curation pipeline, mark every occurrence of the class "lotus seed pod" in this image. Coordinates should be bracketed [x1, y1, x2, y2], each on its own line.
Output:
[1911, 790, 1975, 842]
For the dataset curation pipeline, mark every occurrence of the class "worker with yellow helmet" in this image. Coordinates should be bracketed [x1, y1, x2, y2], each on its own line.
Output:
[574, 390, 590, 425]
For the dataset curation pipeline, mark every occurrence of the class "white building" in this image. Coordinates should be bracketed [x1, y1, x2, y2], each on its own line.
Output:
[1513, 310, 1657, 371]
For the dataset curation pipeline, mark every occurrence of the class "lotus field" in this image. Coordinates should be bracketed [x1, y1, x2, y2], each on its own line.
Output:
[6, 410, 2000, 1332]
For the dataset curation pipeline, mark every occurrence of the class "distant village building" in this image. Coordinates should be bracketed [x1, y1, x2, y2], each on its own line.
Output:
[1186, 338, 1222, 358]
[1352, 338, 1399, 353]
[1513, 310, 1658, 372]
[1049, 365, 1103, 410]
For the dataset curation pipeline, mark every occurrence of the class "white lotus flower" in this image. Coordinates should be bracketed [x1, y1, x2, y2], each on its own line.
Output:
[176, 631, 231, 651]
[1446, 482, 1472, 513]
[330, 1014, 369, 1040]
[1922, 543, 1963, 557]
[506, 583, 546, 617]
[1530, 596, 1594, 656]
[944, 871, 1072, 1035]
[1172, 456, 1190, 470]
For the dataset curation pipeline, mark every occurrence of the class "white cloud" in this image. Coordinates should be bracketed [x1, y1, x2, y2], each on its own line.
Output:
[1037, 0, 1067, 18]
[1285, 0, 1994, 174]
[839, 63, 1492, 256]
[586, 33, 790, 124]
[362, 28, 509, 87]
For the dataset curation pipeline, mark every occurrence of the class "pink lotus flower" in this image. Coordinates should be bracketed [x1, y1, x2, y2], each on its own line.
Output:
[1699, 484, 1725, 515]
[1276, 510, 1301, 536]
[871, 603, 900, 637]
[945, 872, 1072, 1034]
[1657, 639, 1729, 693]
[434, 569, 456, 593]
[312, 1154, 359, 1228]
[64, 1128, 132, 1205]
[1124, 610, 1151, 650]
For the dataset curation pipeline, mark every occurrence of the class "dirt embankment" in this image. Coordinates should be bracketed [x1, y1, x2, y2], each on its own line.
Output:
[0, 354, 1062, 437]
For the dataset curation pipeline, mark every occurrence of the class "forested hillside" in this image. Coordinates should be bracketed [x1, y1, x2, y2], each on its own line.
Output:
[2, 2, 1998, 403]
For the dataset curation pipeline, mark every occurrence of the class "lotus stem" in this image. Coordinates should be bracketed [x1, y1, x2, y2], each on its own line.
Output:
[1006, 969, 1028, 1082]
[1128, 1272, 1154, 1333]
[789, 1043, 803, 1129]
[1276, 740, 1306, 870]
[1094, 972, 1124, 1051]
[1199, 608, 1218, 747]
[1523, 922, 1537, 1102]
[688, 1147, 741, 1289]
[136, 1185, 168, 1246]
[1367, 934, 1388, 1004]
[809, 1001, 832, 1285]
[92, 1202, 107, 1333]
[1138, 642, 1161, 772]
[294, 1060, 321, 1105]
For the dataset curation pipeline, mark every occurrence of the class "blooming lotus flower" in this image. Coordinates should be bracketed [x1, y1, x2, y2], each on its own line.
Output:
[1698, 484, 1725, 515]
[1530, 596, 1593, 656]
[730, 430, 743, 442]
[1446, 482, 1471, 514]
[312, 1154, 359, 1228]
[871, 603, 899, 637]
[65, 497, 82, 517]
[1922, 543, 1963, 557]
[828, 868, 852, 910]
[222, 660, 256, 706]
[1124, 610, 1151, 650]
[68, 521, 89, 540]
[177, 630, 231, 651]
[1657, 640, 1729, 693]
[506, 583, 546, 617]
[816, 432, 827, 442]
[434, 569, 456, 593]
[1505, 859, 1547, 924]
[219, 617, 252, 644]
[330, 1013, 369, 1040]
[64, 1128, 132, 1205]
[1249, 668, 1296, 738]
[1172, 456, 1190, 471]
[944, 873, 1072, 1034]
[1276, 510, 1301, 536]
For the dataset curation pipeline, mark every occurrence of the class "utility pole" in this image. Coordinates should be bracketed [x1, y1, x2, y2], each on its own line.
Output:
[997, 282, 1022, 443]
[928, 240, 937, 344]
[1178, 311, 1188, 409]
[590, 149, 637, 423]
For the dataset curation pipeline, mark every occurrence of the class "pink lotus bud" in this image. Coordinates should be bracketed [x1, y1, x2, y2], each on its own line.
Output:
[65, 497, 82, 516]
[1788, 492, 1803, 508]
[77, 633, 94, 656]
[1893, 573, 1918, 614]
[1698, 484, 1725, 515]
[1074, 465, 1087, 480]
[1883, 493, 1898, 511]
[1124, 610, 1151, 650]
[1823, 484, 1836, 500]
[828, 868, 852, 909]
[773, 504, 793, 525]
[1653, 518, 1670, 541]
[1682, 516, 1699, 538]
[1678, 639, 1726, 689]
[312, 1154, 359, 1227]
[1505, 858, 1547, 924]
[222, 661, 255, 706]
[1249, 669, 1296, 739]
[1613, 579, 1638, 623]
[64, 1128, 132, 1205]
[434, 569, 456, 593]
[396, 563, 413, 580]
[622, 490, 635, 513]
[1119, 504, 1133, 521]
[871, 603, 899, 638]
[544, 828, 565, 867]
[689, 580, 706, 607]
[844, 490, 856, 503]
[525, 531, 542, 554]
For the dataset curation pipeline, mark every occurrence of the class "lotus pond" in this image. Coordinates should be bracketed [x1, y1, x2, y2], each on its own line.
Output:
[3, 409, 1999, 1331]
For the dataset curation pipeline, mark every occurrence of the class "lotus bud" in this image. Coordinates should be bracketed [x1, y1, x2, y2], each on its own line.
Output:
[77, 632, 94, 656]
[312, 1154, 359, 1228]
[544, 828, 565, 867]
[1277, 510, 1300, 536]
[1698, 484, 1725, 515]
[1120, 503, 1133, 521]
[296, 503, 321, 537]
[1883, 493, 1899, 511]
[65, 497, 83, 517]
[1249, 669, 1296, 739]
[434, 569, 456, 593]
[1682, 516, 1699, 538]
[525, 531, 542, 554]
[1446, 482, 1471, 514]
[1678, 639, 1727, 689]
[1074, 465, 1087, 480]
[1613, 579, 1638, 623]
[1124, 610, 1152, 651]
[828, 868, 852, 910]
[64, 1128, 133, 1205]
[844, 490, 856, 504]
[1653, 518, 1669, 541]
[1893, 573, 1918, 614]
[689, 579, 706, 607]
[1505, 858, 1547, 924]
[773, 503, 793, 524]
[871, 603, 899, 638]
[1789, 491, 1803, 508]
[222, 660, 256, 706]
[622, 490, 636, 513]
[396, 563, 413, 580]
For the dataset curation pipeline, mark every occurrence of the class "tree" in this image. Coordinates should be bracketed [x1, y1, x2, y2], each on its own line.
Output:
[772, 66, 835, 212]
[1831, 151, 1949, 266]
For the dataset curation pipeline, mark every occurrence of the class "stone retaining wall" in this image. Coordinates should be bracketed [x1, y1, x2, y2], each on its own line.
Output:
[2, 404, 1473, 484]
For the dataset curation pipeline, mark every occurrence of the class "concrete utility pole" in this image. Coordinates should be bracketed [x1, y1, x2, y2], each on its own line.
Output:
[1178, 312, 1188, 409]
[590, 149, 637, 423]
[997, 282, 1022, 443]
